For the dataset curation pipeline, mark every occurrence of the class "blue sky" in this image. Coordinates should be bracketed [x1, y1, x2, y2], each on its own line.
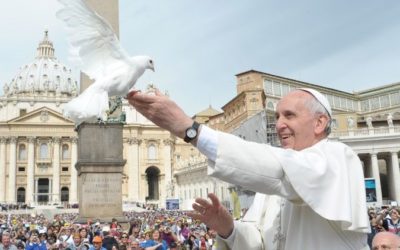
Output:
[1, 1, 400, 116]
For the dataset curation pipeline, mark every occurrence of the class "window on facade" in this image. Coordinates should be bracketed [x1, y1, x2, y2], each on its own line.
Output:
[18, 144, 27, 161]
[62, 144, 70, 160]
[148, 144, 157, 160]
[39, 143, 48, 159]
[62, 167, 69, 172]
[281, 84, 290, 96]
[371, 97, 380, 110]
[19, 109, 27, 117]
[267, 101, 274, 110]
[61, 187, 69, 202]
[18, 167, 25, 172]
[17, 187, 25, 203]
[333, 96, 340, 108]
[346, 99, 354, 111]
[390, 92, 400, 105]
[339, 97, 346, 109]
[264, 79, 273, 94]
[361, 100, 370, 112]
[380, 95, 390, 108]
[273, 82, 282, 97]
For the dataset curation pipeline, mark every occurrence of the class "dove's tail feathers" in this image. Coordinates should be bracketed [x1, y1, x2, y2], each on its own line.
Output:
[63, 87, 109, 125]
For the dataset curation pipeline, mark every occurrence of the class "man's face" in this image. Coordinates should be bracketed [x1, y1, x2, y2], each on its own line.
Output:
[2, 234, 10, 246]
[131, 241, 140, 249]
[276, 91, 324, 150]
[372, 232, 400, 250]
[93, 241, 102, 250]
[30, 233, 39, 243]
[73, 236, 81, 245]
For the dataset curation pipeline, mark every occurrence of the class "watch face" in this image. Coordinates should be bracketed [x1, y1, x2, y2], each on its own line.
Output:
[187, 128, 197, 138]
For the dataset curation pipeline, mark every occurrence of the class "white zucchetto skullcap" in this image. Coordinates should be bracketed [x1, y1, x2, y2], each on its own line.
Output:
[298, 88, 332, 118]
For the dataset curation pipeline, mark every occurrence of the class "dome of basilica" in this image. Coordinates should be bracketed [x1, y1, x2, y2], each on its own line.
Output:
[3, 31, 78, 98]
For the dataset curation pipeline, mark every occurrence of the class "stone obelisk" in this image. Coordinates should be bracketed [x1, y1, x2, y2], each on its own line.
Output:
[76, 123, 126, 222]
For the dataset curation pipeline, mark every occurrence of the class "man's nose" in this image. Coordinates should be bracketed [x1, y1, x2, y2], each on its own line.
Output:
[275, 117, 286, 131]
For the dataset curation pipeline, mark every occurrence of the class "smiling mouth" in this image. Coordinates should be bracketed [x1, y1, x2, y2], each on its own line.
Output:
[280, 134, 292, 140]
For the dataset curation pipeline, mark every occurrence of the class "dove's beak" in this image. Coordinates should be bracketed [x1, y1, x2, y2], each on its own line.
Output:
[151, 66, 155, 72]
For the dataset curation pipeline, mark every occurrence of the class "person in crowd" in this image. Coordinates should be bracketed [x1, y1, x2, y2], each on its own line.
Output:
[79, 227, 92, 246]
[179, 223, 190, 245]
[89, 236, 106, 250]
[15, 241, 25, 250]
[68, 232, 89, 250]
[59, 225, 74, 247]
[46, 234, 58, 250]
[101, 227, 119, 250]
[380, 208, 400, 235]
[128, 88, 370, 249]
[169, 241, 178, 250]
[198, 235, 210, 250]
[118, 232, 130, 249]
[130, 240, 141, 250]
[39, 231, 48, 246]
[110, 219, 120, 230]
[0, 231, 18, 250]
[140, 230, 167, 250]
[26, 230, 47, 250]
[161, 226, 177, 248]
[372, 231, 400, 250]
[187, 235, 199, 250]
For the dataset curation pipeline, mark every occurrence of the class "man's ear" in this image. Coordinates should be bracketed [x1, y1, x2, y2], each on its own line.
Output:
[314, 114, 329, 135]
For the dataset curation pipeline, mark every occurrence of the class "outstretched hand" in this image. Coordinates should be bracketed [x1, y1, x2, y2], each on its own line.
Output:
[188, 193, 234, 238]
[127, 89, 193, 139]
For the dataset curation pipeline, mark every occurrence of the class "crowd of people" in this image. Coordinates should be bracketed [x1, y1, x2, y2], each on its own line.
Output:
[1, 204, 400, 249]
[0, 210, 217, 250]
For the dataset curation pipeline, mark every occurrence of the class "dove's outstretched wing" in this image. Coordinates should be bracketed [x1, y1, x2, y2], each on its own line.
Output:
[57, 0, 130, 80]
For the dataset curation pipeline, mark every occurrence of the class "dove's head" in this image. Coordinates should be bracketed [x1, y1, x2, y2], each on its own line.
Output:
[133, 56, 155, 72]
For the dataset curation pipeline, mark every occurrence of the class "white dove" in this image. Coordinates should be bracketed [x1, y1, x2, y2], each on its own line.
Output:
[57, 0, 154, 125]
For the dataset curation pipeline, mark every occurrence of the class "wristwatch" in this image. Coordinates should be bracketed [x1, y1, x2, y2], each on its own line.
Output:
[184, 121, 200, 143]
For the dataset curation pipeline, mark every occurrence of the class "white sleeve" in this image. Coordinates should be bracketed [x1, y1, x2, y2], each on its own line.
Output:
[206, 131, 300, 201]
[196, 125, 218, 162]
[216, 221, 263, 250]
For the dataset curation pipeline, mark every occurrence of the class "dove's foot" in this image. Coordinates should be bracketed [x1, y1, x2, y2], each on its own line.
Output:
[97, 118, 106, 125]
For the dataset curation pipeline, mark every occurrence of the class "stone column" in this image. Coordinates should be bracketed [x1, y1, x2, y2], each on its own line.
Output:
[49, 178, 53, 202]
[34, 178, 39, 204]
[390, 152, 400, 203]
[127, 138, 140, 201]
[76, 123, 126, 222]
[0, 137, 7, 202]
[8, 137, 17, 203]
[26, 137, 36, 204]
[163, 139, 173, 198]
[70, 137, 78, 204]
[52, 137, 61, 203]
[371, 153, 383, 204]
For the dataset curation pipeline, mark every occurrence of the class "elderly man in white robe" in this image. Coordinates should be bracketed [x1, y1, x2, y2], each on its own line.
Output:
[128, 88, 370, 249]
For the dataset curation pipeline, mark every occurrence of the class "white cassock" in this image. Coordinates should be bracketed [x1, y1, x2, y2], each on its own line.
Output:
[197, 126, 370, 250]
